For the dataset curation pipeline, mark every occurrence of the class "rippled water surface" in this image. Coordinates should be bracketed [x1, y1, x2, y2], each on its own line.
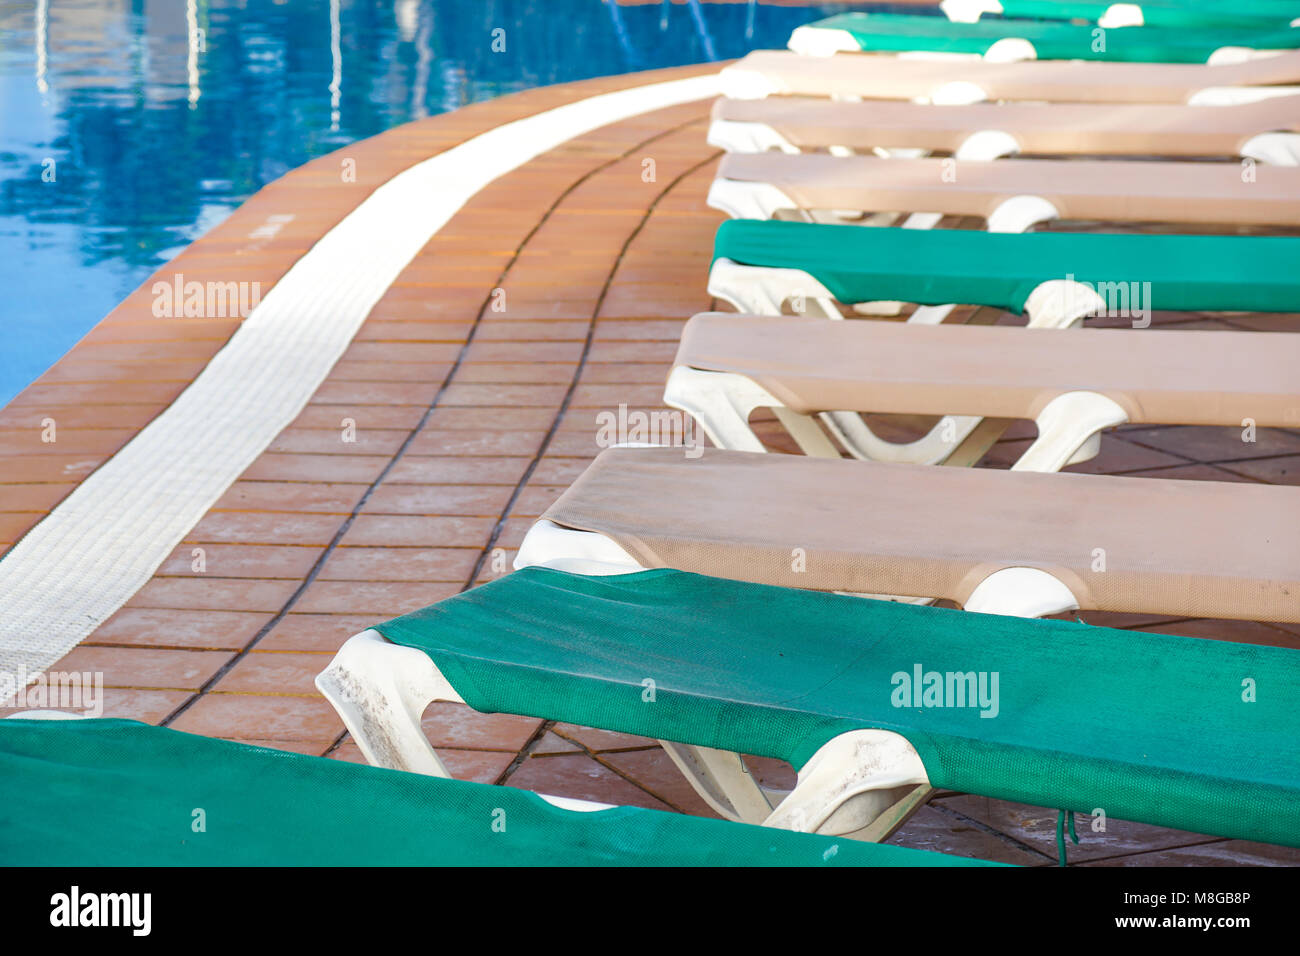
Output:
[0, 0, 855, 406]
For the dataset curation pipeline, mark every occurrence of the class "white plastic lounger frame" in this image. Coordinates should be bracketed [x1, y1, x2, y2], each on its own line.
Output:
[692, 278, 1110, 466]
[317, 628, 938, 839]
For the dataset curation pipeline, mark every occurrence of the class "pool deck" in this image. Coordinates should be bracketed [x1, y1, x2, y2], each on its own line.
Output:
[2, 61, 1298, 866]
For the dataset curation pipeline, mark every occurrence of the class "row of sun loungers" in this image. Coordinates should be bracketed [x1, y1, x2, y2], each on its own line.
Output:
[6, 1, 1299, 866]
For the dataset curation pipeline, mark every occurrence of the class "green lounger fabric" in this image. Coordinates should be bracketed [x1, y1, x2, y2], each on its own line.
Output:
[377, 567, 1300, 848]
[0, 718, 987, 866]
[997, 0, 1300, 28]
[713, 220, 1300, 314]
[801, 13, 1300, 61]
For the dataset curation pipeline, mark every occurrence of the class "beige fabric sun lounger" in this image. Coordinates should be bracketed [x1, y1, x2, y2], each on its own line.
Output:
[722, 49, 1300, 105]
[665, 313, 1300, 469]
[519, 446, 1300, 623]
[710, 94, 1300, 164]
[711, 151, 1300, 231]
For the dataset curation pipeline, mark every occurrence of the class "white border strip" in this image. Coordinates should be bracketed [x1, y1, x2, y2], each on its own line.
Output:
[0, 72, 723, 695]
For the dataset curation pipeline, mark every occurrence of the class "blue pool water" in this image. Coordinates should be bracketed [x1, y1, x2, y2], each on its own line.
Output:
[0, 0, 857, 409]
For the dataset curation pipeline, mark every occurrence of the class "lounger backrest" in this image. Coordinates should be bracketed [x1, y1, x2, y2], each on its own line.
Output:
[541, 446, 1300, 622]
[713, 95, 1300, 156]
[675, 313, 1300, 428]
[716, 152, 1300, 225]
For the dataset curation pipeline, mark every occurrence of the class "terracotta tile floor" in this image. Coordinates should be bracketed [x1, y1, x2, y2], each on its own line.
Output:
[3, 62, 1298, 866]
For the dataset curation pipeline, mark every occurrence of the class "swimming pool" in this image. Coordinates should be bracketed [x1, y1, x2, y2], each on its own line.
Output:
[0, 0, 859, 409]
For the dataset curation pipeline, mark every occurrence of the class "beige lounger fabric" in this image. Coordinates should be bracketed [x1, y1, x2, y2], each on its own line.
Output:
[713, 95, 1300, 156]
[676, 314, 1300, 425]
[543, 447, 1300, 622]
[726, 49, 1300, 104]
[718, 151, 1300, 225]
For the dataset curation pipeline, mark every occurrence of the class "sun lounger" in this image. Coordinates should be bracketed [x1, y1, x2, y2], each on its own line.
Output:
[665, 312, 1300, 468]
[721, 49, 1300, 105]
[0, 715, 981, 866]
[708, 94, 1300, 163]
[317, 563, 1300, 844]
[941, 0, 1300, 29]
[710, 151, 1300, 231]
[788, 12, 1300, 62]
[517, 446, 1300, 623]
[708, 221, 1300, 319]
[705, 222, 1300, 459]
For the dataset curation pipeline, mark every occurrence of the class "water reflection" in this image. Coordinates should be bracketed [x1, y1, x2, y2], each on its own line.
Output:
[0, 0, 845, 406]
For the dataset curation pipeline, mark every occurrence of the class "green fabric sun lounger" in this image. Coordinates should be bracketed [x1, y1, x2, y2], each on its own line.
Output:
[0, 717, 984, 866]
[319, 567, 1300, 848]
[709, 220, 1300, 319]
[942, 0, 1300, 29]
[706, 222, 1300, 462]
[789, 12, 1300, 62]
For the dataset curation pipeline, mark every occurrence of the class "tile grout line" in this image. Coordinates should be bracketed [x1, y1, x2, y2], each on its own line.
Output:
[460, 149, 723, 597]
[168, 114, 705, 732]
[478, 152, 721, 792]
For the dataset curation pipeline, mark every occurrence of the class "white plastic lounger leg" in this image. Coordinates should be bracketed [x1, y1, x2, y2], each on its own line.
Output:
[513, 519, 644, 575]
[771, 407, 848, 458]
[788, 26, 861, 56]
[718, 65, 782, 100]
[1023, 279, 1108, 329]
[1012, 391, 1130, 473]
[1098, 4, 1144, 28]
[315, 629, 464, 776]
[1208, 47, 1289, 65]
[822, 410, 986, 465]
[763, 730, 931, 839]
[898, 211, 945, 232]
[707, 258, 841, 318]
[1242, 133, 1300, 166]
[954, 130, 1020, 161]
[965, 568, 1081, 618]
[987, 195, 1059, 233]
[659, 741, 779, 823]
[707, 119, 799, 155]
[707, 178, 803, 221]
[665, 365, 859, 458]
[666, 365, 844, 457]
[940, 0, 1002, 23]
[672, 309, 984, 462]
[983, 38, 1037, 62]
[538, 794, 613, 812]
